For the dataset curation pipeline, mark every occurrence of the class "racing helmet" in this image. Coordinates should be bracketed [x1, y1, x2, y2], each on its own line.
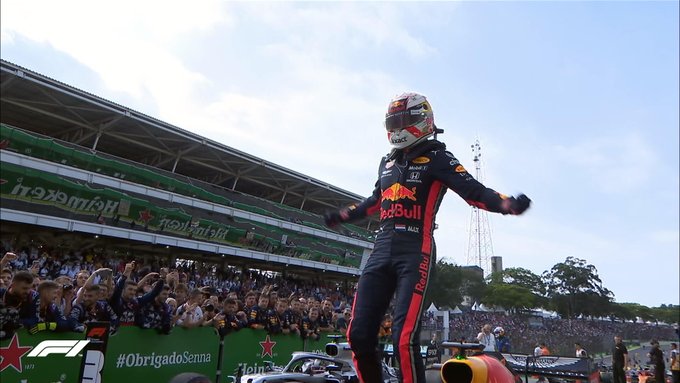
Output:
[385, 92, 435, 149]
[493, 326, 504, 335]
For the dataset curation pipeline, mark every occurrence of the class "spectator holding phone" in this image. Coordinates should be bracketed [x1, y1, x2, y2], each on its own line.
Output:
[23, 280, 75, 333]
[110, 262, 165, 325]
[69, 284, 119, 333]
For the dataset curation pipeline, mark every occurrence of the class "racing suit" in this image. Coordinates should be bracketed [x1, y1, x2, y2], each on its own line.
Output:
[332, 139, 528, 383]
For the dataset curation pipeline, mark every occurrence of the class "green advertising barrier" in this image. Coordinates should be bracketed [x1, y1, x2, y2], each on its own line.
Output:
[218, 331, 348, 382]
[220, 329, 303, 380]
[0, 330, 85, 383]
[103, 327, 219, 383]
[0, 326, 346, 383]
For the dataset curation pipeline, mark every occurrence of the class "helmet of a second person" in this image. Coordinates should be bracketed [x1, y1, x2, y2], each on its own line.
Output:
[385, 92, 435, 149]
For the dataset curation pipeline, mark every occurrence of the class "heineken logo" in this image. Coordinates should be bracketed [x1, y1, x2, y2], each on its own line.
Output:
[8, 177, 120, 215]
[259, 335, 276, 358]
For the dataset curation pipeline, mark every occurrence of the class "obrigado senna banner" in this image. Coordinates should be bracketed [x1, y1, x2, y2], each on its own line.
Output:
[0, 326, 345, 383]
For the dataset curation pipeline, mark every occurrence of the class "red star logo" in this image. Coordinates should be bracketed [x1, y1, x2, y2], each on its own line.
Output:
[0, 179, 7, 185]
[0, 333, 33, 373]
[259, 335, 276, 358]
[138, 209, 154, 224]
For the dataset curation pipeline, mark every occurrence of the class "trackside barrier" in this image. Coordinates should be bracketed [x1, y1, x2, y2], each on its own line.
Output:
[0, 326, 344, 383]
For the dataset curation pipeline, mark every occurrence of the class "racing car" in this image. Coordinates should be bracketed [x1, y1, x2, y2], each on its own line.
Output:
[236, 341, 398, 383]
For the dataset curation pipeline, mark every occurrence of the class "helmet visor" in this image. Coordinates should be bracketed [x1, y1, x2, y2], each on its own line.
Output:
[385, 110, 426, 132]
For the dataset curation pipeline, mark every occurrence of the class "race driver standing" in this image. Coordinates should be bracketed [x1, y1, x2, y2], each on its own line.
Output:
[324, 92, 531, 383]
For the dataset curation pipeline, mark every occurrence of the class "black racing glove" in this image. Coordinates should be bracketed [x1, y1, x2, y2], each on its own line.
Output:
[508, 194, 531, 215]
[323, 211, 344, 227]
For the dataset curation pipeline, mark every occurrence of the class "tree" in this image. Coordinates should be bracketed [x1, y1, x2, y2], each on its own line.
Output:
[483, 282, 536, 313]
[542, 256, 613, 318]
[501, 267, 546, 296]
[427, 260, 486, 308]
[428, 260, 463, 307]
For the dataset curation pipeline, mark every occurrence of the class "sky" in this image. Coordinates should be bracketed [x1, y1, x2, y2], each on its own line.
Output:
[1, 1, 678, 308]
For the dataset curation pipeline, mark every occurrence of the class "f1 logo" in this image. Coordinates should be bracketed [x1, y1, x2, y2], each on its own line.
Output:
[87, 327, 107, 338]
[27, 340, 90, 357]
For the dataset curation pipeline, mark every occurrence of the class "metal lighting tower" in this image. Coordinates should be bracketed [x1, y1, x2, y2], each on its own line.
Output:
[465, 140, 494, 276]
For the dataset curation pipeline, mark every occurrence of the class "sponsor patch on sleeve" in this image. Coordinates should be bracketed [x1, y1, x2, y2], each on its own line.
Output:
[412, 156, 430, 164]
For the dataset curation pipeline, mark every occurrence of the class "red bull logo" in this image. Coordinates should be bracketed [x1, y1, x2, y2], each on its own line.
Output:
[381, 183, 417, 202]
[380, 204, 422, 220]
[414, 252, 430, 294]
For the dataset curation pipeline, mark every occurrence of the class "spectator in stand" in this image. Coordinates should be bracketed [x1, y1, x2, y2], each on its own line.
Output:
[248, 294, 270, 330]
[319, 299, 335, 332]
[289, 297, 304, 334]
[110, 261, 165, 325]
[266, 298, 291, 334]
[136, 285, 172, 334]
[336, 309, 351, 336]
[173, 283, 189, 307]
[176, 289, 204, 328]
[243, 292, 257, 313]
[575, 342, 588, 358]
[215, 298, 246, 337]
[23, 280, 75, 333]
[302, 306, 321, 341]
[494, 327, 511, 353]
[0, 268, 12, 289]
[0, 270, 35, 339]
[612, 335, 628, 383]
[477, 324, 496, 351]
[69, 284, 119, 333]
[298, 297, 308, 313]
[54, 276, 75, 317]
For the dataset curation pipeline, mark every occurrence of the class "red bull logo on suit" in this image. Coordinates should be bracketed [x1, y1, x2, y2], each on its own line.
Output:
[380, 183, 422, 220]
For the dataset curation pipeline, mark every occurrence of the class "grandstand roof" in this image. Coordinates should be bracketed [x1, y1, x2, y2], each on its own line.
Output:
[0, 59, 375, 224]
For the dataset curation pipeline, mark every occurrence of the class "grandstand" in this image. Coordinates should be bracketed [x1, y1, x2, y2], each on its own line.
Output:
[0, 59, 375, 279]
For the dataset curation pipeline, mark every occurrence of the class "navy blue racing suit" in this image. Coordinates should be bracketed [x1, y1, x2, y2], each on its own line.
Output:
[339, 139, 522, 383]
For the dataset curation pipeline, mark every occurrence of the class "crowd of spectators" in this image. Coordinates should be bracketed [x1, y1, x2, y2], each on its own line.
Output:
[1, 243, 676, 360]
[0, 243, 356, 342]
[445, 311, 677, 356]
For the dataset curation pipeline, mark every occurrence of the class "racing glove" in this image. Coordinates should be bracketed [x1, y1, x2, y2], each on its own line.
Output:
[506, 194, 531, 215]
[29, 322, 57, 334]
[323, 210, 347, 227]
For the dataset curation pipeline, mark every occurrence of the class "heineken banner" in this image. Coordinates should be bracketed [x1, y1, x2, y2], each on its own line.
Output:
[1, 327, 349, 383]
[219, 331, 345, 382]
[0, 161, 359, 268]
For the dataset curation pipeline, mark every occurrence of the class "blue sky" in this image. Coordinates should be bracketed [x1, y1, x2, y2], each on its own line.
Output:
[1, 1, 678, 308]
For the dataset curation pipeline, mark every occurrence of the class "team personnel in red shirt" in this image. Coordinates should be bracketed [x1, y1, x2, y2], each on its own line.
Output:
[325, 92, 531, 383]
